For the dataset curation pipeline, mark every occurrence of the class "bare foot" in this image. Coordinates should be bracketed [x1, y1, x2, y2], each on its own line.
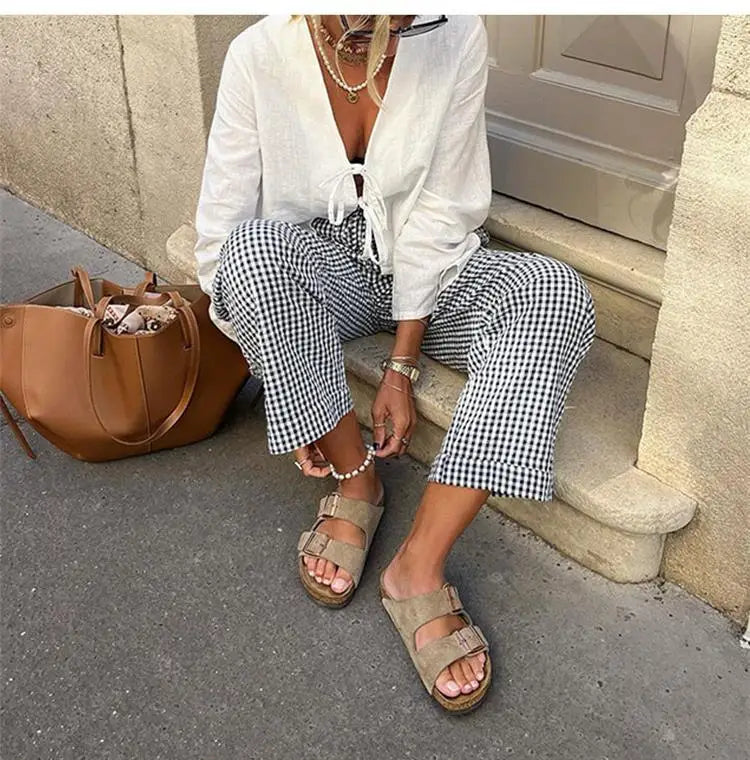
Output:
[302, 475, 384, 595]
[381, 556, 486, 698]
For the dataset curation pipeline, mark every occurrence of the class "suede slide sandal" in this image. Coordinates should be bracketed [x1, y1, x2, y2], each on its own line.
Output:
[380, 574, 492, 714]
[297, 489, 385, 608]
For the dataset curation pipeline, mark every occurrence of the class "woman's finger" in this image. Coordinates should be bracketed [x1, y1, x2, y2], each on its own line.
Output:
[371, 400, 389, 451]
[378, 414, 410, 458]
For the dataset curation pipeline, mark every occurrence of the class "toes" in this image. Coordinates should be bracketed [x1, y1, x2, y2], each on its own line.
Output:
[303, 556, 316, 576]
[314, 557, 327, 583]
[449, 661, 472, 695]
[460, 658, 479, 692]
[469, 653, 485, 682]
[434, 668, 461, 698]
[322, 560, 336, 586]
[330, 567, 353, 595]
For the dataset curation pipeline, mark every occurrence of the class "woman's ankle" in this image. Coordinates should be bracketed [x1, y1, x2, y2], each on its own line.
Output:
[337, 468, 382, 502]
[384, 542, 446, 597]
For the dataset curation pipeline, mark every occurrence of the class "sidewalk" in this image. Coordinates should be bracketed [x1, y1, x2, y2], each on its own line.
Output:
[2, 188, 747, 760]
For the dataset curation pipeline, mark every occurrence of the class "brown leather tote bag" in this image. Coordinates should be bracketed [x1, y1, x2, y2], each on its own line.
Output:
[0, 267, 249, 461]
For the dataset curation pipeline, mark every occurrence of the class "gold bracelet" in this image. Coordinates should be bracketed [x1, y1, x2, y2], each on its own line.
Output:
[390, 354, 419, 365]
[382, 380, 415, 398]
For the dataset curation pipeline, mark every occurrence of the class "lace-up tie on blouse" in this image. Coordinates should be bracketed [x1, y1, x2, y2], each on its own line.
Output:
[322, 163, 388, 265]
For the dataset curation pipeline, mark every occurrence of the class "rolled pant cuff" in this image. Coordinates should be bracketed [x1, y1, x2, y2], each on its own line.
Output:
[267, 391, 354, 456]
[428, 452, 555, 502]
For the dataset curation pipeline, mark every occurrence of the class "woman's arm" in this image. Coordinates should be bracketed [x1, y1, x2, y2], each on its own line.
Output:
[372, 19, 491, 456]
[194, 38, 261, 299]
[390, 17, 491, 321]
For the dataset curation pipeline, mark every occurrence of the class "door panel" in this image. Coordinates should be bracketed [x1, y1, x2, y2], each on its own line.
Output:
[483, 15, 722, 249]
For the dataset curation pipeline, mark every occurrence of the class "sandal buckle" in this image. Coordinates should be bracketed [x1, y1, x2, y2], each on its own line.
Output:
[445, 585, 463, 613]
[302, 531, 330, 556]
[318, 493, 339, 519]
[455, 626, 485, 653]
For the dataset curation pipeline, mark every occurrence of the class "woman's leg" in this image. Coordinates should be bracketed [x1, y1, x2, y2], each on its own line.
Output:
[213, 213, 388, 593]
[383, 249, 596, 698]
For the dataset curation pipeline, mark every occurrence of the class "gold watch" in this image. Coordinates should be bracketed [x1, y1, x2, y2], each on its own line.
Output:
[380, 358, 420, 383]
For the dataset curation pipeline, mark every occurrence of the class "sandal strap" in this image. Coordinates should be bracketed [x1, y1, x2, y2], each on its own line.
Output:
[414, 624, 489, 694]
[381, 584, 464, 635]
[297, 530, 367, 587]
[316, 492, 384, 548]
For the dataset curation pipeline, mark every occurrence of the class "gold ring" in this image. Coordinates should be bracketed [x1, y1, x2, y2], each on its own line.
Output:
[373, 422, 387, 428]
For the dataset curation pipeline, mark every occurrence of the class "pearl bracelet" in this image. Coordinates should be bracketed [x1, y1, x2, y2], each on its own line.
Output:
[329, 444, 376, 481]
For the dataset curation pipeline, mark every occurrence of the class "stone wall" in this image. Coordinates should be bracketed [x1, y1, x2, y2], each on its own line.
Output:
[0, 15, 255, 279]
[638, 15, 750, 621]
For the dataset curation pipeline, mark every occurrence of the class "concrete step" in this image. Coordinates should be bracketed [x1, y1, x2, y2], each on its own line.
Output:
[344, 333, 696, 583]
[485, 194, 664, 360]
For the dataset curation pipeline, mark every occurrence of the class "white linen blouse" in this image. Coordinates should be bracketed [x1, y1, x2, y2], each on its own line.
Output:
[193, 14, 491, 330]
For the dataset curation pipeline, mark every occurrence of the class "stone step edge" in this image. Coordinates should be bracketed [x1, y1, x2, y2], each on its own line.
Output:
[485, 194, 665, 305]
[343, 334, 696, 537]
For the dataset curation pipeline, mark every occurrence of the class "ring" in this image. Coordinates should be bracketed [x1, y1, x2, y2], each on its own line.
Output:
[294, 456, 311, 470]
[373, 422, 387, 428]
[400, 437, 410, 445]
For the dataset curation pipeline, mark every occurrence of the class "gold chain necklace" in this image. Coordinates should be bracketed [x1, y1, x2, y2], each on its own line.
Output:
[317, 23, 369, 65]
[312, 19, 386, 104]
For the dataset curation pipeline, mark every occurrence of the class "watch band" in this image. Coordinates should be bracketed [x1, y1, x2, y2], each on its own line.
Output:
[380, 358, 420, 383]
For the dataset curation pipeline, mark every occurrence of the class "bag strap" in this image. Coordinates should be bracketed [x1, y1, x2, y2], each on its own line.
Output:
[0, 393, 36, 459]
[83, 292, 201, 447]
[72, 267, 159, 308]
[71, 266, 97, 310]
[133, 271, 158, 297]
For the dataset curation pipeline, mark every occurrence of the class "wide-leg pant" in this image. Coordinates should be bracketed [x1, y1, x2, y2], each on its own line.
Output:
[211, 208, 596, 502]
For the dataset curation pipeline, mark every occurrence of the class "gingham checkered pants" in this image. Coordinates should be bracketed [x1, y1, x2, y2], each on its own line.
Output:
[211, 208, 595, 501]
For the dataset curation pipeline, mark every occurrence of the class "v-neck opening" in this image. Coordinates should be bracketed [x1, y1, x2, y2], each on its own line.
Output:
[301, 16, 406, 168]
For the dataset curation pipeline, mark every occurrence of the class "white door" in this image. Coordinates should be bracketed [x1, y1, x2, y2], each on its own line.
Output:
[483, 15, 722, 249]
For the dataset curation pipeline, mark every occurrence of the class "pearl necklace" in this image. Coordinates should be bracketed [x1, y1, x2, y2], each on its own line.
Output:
[312, 19, 387, 104]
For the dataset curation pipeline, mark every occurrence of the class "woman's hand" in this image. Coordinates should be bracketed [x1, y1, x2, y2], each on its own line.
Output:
[293, 442, 331, 478]
[371, 369, 417, 457]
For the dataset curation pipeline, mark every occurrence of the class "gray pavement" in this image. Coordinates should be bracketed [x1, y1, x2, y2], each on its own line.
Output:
[1, 188, 748, 760]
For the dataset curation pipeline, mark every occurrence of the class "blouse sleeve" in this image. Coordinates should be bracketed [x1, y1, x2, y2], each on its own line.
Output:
[390, 18, 491, 321]
[193, 38, 261, 298]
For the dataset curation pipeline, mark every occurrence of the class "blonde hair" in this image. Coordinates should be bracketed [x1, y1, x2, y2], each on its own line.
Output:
[296, 15, 392, 106]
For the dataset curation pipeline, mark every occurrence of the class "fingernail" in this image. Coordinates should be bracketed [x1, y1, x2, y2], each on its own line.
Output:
[331, 579, 348, 593]
[308, 570, 315, 577]
[323, 578, 331, 586]
[477, 670, 484, 681]
[445, 681, 460, 695]
[471, 680, 479, 689]
[315, 576, 322, 583]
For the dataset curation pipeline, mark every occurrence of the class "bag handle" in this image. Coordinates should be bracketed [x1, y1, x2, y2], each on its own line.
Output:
[133, 271, 158, 297]
[71, 266, 97, 310]
[83, 292, 201, 447]
[71, 267, 159, 309]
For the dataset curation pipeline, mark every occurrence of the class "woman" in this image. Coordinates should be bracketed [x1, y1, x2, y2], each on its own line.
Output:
[194, 14, 595, 713]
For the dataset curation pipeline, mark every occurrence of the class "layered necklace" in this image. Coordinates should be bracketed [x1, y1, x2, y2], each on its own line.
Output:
[311, 17, 387, 104]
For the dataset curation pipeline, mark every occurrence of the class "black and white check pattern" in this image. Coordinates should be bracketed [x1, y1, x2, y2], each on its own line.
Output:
[211, 208, 595, 501]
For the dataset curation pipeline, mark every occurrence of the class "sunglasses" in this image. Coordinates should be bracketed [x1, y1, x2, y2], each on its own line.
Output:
[339, 15, 448, 40]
